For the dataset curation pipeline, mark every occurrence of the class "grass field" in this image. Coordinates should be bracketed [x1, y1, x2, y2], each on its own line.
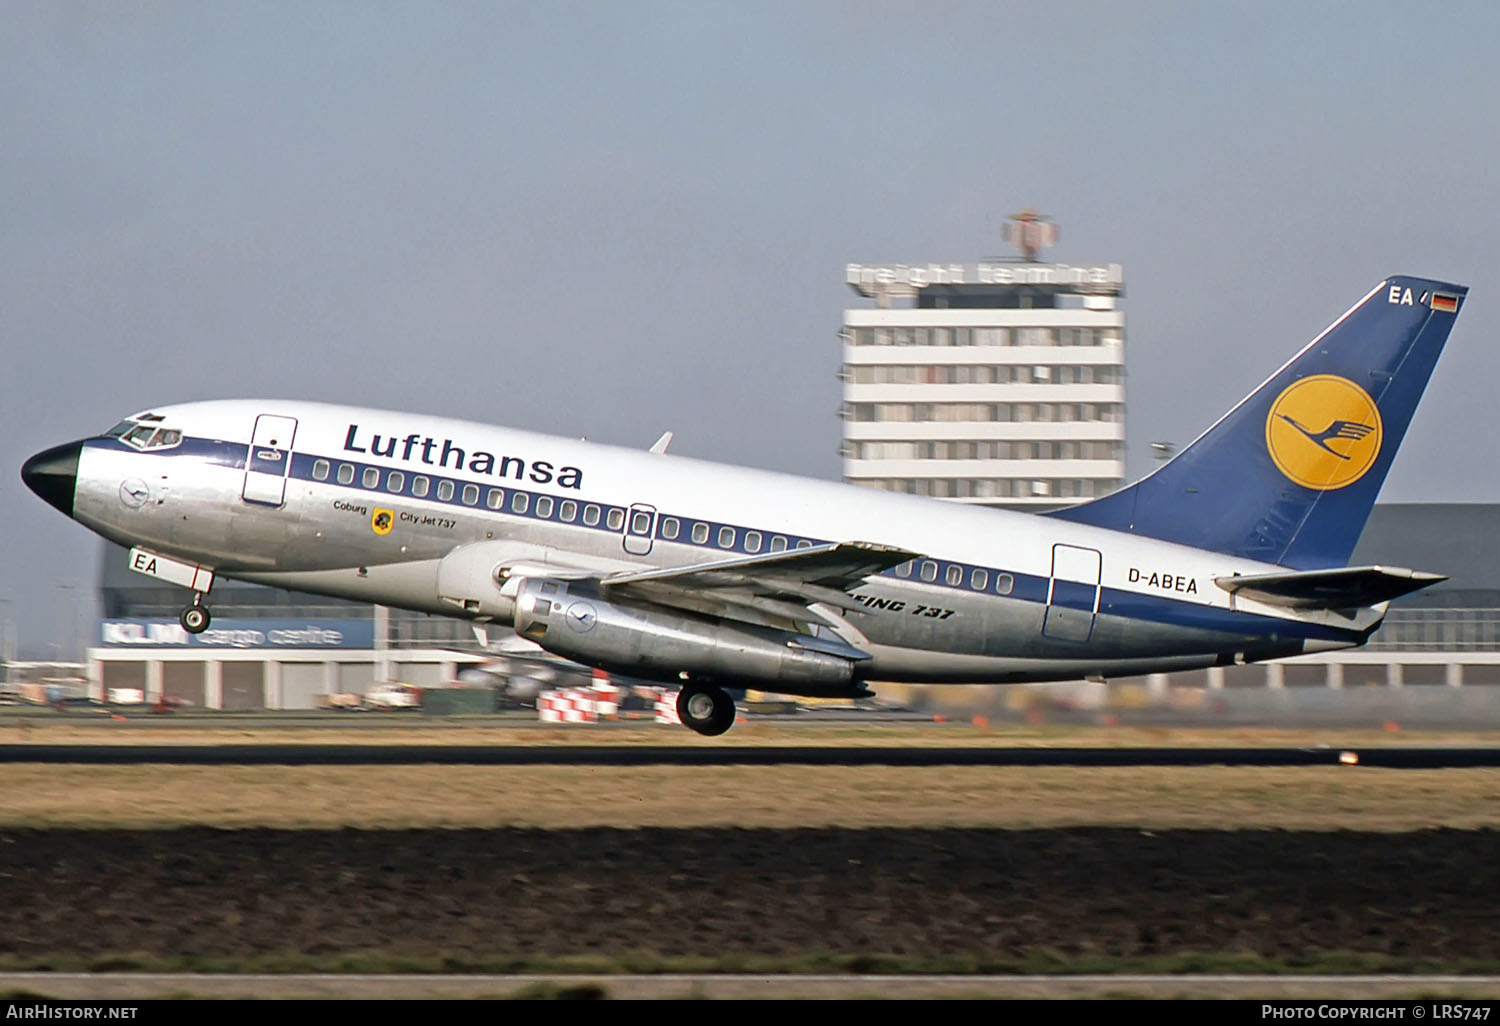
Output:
[4, 763, 1500, 830]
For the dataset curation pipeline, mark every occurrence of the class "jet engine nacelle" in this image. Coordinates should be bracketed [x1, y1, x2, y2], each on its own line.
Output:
[511, 577, 855, 689]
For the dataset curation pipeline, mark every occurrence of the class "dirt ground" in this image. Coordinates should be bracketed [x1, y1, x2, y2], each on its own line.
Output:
[2, 826, 1496, 966]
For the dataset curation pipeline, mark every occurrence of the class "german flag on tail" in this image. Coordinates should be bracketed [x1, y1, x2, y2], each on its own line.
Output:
[1431, 292, 1460, 313]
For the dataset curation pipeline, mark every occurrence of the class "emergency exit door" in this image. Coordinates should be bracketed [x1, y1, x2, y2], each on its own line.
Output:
[1043, 543, 1101, 643]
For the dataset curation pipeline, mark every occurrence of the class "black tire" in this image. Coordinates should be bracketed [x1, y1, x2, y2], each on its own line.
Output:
[676, 685, 735, 736]
[180, 604, 211, 634]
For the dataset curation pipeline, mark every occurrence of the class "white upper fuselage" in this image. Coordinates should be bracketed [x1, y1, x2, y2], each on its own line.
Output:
[67, 399, 1375, 684]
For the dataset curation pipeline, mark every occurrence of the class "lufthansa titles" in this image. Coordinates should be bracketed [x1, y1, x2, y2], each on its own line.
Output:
[343, 424, 583, 489]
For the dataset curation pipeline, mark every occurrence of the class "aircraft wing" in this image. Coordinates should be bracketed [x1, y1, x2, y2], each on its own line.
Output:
[1213, 565, 1447, 610]
[597, 541, 919, 630]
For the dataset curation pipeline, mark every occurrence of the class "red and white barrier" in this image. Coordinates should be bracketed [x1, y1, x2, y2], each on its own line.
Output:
[654, 690, 681, 725]
[537, 686, 619, 723]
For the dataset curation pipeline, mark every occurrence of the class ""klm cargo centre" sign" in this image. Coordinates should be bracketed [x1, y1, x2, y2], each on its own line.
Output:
[99, 619, 375, 650]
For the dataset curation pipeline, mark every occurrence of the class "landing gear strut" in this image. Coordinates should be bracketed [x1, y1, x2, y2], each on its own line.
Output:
[179, 594, 211, 634]
[676, 684, 736, 736]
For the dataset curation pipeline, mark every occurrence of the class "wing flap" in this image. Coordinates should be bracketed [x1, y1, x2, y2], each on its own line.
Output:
[602, 541, 918, 594]
[599, 541, 918, 631]
[1214, 565, 1446, 610]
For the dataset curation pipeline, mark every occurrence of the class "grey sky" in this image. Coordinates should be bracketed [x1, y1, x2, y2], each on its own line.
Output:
[4, 1, 1498, 657]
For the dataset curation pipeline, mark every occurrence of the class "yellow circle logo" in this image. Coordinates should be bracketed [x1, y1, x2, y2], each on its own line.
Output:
[1265, 375, 1382, 490]
[371, 508, 395, 536]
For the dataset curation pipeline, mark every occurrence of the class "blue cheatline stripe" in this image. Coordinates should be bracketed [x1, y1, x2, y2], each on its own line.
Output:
[87, 436, 1366, 646]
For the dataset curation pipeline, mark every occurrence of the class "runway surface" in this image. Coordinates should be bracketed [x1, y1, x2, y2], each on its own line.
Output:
[3, 743, 1500, 766]
[3, 972, 1500, 999]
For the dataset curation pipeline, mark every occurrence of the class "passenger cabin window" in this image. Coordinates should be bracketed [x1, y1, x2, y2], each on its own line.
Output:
[535, 496, 554, 518]
[337, 464, 355, 485]
[512, 493, 529, 514]
[717, 526, 735, 549]
[462, 484, 479, 505]
[660, 517, 679, 540]
[995, 573, 1014, 595]
[436, 480, 454, 501]
[744, 531, 762, 553]
[795, 540, 813, 550]
[971, 568, 988, 590]
[920, 561, 938, 582]
[387, 471, 405, 493]
[411, 475, 429, 497]
[487, 489, 504, 510]
[560, 500, 577, 522]
[313, 460, 330, 481]
[631, 511, 651, 534]
[770, 535, 787, 552]
[692, 522, 709, 544]
[583, 505, 601, 526]
[946, 565, 962, 586]
[895, 561, 912, 578]
[607, 509, 624, 531]
[362, 468, 379, 488]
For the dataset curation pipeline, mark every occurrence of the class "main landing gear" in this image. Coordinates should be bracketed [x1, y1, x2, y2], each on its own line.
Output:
[179, 593, 211, 634]
[676, 684, 736, 736]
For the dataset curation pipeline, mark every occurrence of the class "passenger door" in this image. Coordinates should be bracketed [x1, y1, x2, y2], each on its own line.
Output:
[241, 414, 298, 508]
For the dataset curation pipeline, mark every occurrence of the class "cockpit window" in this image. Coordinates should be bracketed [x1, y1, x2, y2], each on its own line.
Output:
[123, 425, 157, 449]
[112, 421, 184, 451]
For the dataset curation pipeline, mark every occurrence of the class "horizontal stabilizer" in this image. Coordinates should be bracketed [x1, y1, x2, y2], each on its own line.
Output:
[1214, 565, 1446, 610]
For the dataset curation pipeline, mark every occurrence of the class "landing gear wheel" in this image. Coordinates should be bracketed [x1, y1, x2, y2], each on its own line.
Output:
[180, 604, 211, 634]
[676, 685, 736, 737]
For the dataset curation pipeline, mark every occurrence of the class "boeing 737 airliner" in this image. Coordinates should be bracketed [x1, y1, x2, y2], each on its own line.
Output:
[22, 276, 1466, 734]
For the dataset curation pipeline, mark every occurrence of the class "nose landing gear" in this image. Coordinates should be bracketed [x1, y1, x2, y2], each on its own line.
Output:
[179, 594, 211, 634]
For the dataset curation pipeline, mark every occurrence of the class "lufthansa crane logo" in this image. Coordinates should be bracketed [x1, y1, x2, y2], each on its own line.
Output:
[371, 508, 394, 536]
[1265, 375, 1382, 490]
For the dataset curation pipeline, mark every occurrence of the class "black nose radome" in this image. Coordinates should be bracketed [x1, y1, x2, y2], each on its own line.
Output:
[22, 440, 82, 519]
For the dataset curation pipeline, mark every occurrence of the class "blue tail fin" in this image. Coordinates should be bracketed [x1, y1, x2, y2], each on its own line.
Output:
[1049, 277, 1467, 569]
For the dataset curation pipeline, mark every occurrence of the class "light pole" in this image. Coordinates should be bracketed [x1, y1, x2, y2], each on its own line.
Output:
[0, 597, 12, 684]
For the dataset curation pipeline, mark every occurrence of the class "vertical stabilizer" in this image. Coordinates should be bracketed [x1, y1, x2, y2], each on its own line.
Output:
[1049, 277, 1467, 568]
